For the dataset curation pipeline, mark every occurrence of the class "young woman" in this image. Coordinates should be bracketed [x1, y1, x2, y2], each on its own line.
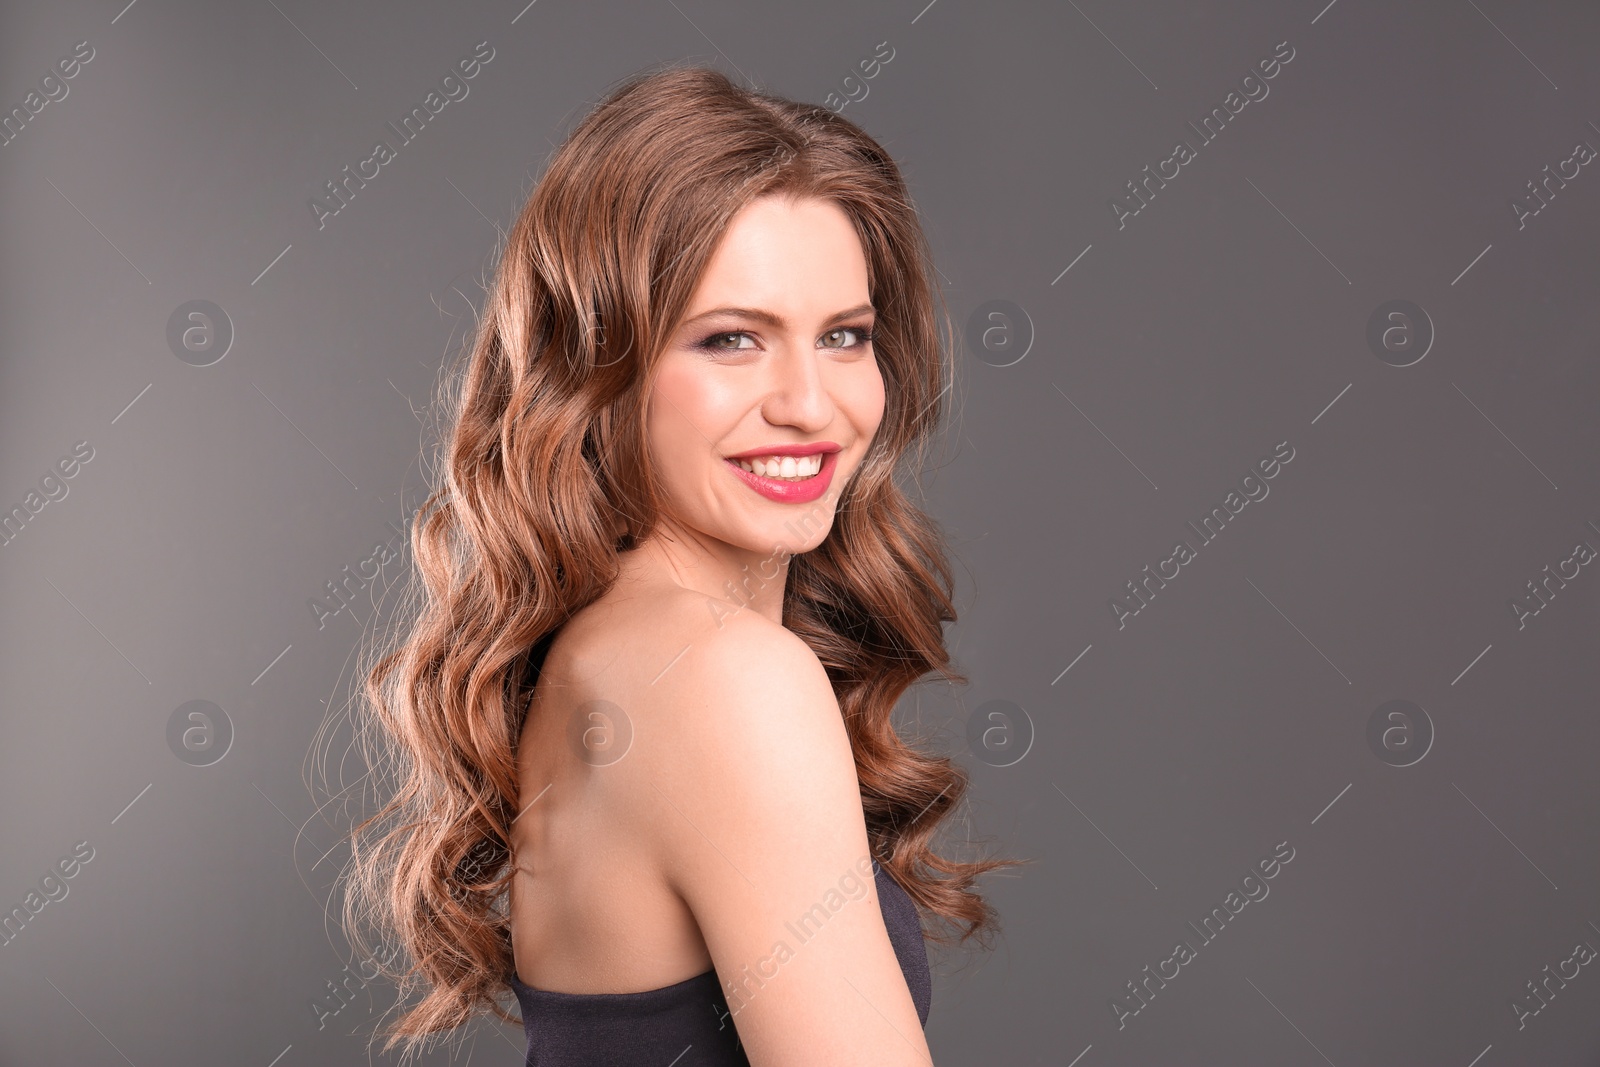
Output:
[343, 64, 1021, 1066]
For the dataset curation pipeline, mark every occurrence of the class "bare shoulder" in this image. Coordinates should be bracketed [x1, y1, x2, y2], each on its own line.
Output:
[550, 585, 851, 774]
[592, 593, 930, 1062]
[557, 582, 858, 845]
[528, 588, 929, 1060]
[621, 591, 855, 793]
[558, 587, 865, 885]
[555, 585, 831, 707]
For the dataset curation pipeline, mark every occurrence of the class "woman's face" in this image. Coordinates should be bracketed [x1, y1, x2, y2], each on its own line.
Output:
[645, 194, 886, 562]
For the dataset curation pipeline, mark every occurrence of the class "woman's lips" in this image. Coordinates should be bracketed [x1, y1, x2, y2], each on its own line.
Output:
[724, 450, 838, 503]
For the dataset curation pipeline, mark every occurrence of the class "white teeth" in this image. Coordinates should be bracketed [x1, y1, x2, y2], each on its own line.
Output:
[734, 453, 823, 480]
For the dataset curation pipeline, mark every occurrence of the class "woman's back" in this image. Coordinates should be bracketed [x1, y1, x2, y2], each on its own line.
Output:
[508, 586, 934, 1065]
[510, 589, 724, 994]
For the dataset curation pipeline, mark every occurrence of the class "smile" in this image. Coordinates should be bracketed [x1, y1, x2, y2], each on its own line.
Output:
[723, 450, 839, 504]
[730, 454, 823, 480]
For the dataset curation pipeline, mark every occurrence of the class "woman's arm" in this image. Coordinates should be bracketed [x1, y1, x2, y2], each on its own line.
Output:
[617, 606, 934, 1067]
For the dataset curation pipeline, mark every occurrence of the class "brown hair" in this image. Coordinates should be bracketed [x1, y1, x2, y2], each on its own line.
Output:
[335, 62, 1025, 1058]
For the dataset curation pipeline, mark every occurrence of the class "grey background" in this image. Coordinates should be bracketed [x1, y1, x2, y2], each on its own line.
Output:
[2, 0, 1598, 1063]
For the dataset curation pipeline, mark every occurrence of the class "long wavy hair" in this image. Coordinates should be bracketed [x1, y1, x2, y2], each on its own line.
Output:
[337, 63, 1024, 1058]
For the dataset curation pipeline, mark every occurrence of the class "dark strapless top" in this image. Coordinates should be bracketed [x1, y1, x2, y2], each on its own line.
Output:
[508, 629, 932, 1066]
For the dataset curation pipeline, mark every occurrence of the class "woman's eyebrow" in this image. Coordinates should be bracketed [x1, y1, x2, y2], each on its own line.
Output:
[679, 303, 876, 329]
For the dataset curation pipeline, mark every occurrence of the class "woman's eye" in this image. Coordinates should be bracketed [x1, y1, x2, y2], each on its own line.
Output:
[821, 326, 874, 349]
[699, 331, 755, 350]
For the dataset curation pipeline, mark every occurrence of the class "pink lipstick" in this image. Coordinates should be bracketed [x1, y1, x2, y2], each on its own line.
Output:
[723, 447, 839, 504]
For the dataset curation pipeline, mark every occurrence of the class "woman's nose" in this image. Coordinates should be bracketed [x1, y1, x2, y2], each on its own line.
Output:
[760, 341, 833, 427]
